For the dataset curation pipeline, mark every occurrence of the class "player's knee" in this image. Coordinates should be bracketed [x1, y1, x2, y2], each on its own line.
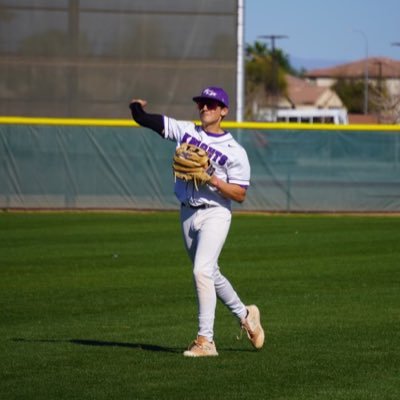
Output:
[193, 268, 213, 285]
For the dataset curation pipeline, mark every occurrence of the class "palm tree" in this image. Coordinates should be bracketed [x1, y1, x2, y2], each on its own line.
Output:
[245, 41, 289, 120]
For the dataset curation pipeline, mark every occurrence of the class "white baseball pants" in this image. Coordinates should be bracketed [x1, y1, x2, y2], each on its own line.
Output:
[180, 205, 247, 342]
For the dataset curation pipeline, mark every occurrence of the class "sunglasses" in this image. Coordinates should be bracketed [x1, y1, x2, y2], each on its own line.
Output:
[196, 100, 223, 110]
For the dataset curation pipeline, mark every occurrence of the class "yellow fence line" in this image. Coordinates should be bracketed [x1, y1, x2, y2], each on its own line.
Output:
[0, 116, 136, 127]
[0, 116, 399, 132]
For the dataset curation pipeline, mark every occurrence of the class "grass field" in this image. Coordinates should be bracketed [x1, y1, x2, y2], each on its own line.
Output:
[0, 212, 399, 400]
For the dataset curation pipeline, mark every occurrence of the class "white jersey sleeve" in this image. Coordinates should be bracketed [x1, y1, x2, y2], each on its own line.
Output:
[226, 146, 250, 187]
[163, 116, 195, 142]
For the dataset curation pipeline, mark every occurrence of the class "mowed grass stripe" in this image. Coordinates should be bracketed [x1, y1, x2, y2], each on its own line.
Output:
[1, 213, 399, 400]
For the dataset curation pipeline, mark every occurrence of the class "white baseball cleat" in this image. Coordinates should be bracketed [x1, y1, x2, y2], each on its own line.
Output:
[183, 336, 219, 357]
[240, 305, 265, 349]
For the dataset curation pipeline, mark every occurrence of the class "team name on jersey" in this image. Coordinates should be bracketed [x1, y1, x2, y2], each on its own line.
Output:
[181, 132, 228, 166]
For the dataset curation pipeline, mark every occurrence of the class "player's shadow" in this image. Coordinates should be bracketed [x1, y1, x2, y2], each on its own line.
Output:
[71, 338, 180, 353]
[70, 339, 254, 353]
[11, 338, 180, 353]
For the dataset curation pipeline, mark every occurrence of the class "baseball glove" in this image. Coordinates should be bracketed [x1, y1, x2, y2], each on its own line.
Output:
[173, 143, 214, 190]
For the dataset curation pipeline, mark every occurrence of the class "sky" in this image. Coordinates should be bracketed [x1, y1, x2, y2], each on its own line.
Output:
[244, 0, 400, 70]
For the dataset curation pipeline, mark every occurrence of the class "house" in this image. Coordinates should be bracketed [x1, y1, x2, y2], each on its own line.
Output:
[255, 74, 347, 124]
[305, 57, 400, 123]
[305, 57, 400, 95]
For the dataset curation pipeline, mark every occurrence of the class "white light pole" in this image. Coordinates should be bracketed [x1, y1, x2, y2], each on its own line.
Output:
[236, 0, 244, 122]
[353, 30, 369, 115]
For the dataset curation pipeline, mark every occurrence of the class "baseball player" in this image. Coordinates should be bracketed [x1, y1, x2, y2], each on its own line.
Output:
[129, 87, 264, 357]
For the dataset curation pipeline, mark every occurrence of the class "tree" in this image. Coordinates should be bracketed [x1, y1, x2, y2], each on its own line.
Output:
[333, 78, 382, 115]
[245, 41, 292, 93]
[368, 81, 399, 123]
[333, 79, 365, 114]
[245, 41, 294, 119]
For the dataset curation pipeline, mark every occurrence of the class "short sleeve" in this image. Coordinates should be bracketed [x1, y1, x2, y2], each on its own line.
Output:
[227, 147, 251, 187]
[163, 116, 195, 143]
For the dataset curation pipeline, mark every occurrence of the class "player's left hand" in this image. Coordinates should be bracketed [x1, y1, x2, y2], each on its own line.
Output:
[173, 143, 214, 190]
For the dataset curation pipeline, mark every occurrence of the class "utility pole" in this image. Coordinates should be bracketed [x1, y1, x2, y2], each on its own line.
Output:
[257, 34, 288, 121]
[374, 60, 384, 123]
[353, 30, 369, 115]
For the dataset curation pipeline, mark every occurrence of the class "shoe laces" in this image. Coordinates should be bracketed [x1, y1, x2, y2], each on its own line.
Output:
[236, 327, 244, 341]
[237, 319, 254, 341]
[188, 338, 213, 351]
[187, 339, 201, 350]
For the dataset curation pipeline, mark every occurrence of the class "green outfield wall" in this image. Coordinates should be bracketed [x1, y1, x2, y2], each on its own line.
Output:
[1, 119, 399, 212]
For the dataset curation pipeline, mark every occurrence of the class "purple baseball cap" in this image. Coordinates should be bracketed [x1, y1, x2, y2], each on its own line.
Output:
[192, 86, 229, 108]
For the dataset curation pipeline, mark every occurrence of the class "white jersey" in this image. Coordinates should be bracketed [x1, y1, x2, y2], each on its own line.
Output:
[163, 116, 251, 209]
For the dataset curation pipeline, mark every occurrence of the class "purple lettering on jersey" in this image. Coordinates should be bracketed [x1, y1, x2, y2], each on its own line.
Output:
[189, 137, 201, 147]
[200, 143, 208, 152]
[212, 150, 222, 162]
[179, 132, 229, 166]
[207, 148, 216, 158]
[181, 133, 191, 143]
[218, 155, 228, 166]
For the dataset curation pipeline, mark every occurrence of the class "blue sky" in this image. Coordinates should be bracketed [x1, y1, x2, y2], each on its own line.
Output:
[244, 0, 400, 70]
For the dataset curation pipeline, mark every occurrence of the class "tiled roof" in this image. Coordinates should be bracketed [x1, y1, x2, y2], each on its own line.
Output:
[305, 57, 400, 79]
[285, 74, 343, 107]
[286, 75, 326, 104]
[253, 74, 344, 109]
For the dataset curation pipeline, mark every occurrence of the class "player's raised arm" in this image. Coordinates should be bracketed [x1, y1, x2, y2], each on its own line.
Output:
[129, 99, 165, 136]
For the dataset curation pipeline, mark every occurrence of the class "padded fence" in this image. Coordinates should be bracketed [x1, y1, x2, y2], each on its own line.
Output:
[1, 123, 399, 212]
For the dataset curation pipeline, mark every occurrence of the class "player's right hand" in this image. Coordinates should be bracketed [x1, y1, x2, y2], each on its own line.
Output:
[130, 99, 147, 108]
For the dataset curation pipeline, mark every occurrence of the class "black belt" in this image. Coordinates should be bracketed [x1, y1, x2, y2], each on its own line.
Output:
[181, 203, 210, 210]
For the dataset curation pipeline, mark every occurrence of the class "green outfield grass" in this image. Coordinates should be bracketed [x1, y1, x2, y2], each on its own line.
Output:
[0, 212, 399, 400]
